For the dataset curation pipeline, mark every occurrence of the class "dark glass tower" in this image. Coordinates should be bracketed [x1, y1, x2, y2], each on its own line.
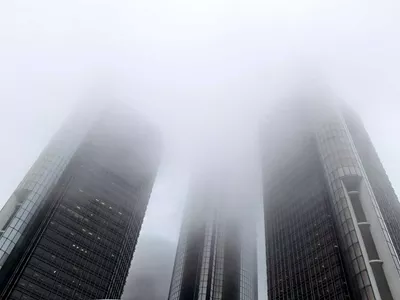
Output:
[168, 170, 258, 300]
[0, 101, 161, 300]
[262, 98, 400, 300]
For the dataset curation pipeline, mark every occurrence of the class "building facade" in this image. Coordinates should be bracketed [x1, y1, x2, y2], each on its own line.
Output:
[0, 101, 161, 300]
[262, 98, 400, 300]
[168, 171, 258, 300]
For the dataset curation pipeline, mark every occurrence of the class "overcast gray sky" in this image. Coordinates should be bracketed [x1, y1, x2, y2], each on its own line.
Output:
[1, 0, 400, 298]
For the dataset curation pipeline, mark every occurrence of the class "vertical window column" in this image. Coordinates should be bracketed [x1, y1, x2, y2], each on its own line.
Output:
[343, 176, 393, 300]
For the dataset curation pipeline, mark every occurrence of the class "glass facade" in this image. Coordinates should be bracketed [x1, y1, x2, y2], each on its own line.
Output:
[262, 100, 400, 300]
[0, 102, 161, 300]
[262, 105, 352, 300]
[168, 177, 257, 300]
[0, 109, 93, 270]
[343, 107, 400, 258]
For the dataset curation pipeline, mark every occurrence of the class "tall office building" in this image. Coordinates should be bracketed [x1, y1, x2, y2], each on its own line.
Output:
[168, 169, 258, 300]
[262, 98, 400, 300]
[0, 100, 161, 300]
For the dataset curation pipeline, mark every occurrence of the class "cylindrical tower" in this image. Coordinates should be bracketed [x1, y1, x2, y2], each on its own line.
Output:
[315, 100, 400, 300]
[168, 171, 258, 300]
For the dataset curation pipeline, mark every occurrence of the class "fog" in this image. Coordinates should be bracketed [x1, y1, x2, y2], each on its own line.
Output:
[122, 236, 175, 300]
[1, 0, 400, 299]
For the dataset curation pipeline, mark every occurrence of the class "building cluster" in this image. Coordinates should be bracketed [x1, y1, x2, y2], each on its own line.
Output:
[1, 97, 400, 300]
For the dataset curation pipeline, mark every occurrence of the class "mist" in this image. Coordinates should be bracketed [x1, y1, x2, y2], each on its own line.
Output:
[1, 0, 400, 299]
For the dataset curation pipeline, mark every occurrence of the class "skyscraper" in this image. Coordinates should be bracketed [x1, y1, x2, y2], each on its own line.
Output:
[0, 100, 161, 300]
[262, 98, 400, 300]
[168, 168, 258, 300]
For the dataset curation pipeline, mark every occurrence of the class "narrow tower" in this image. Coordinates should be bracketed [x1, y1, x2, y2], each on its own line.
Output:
[168, 168, 258, 300]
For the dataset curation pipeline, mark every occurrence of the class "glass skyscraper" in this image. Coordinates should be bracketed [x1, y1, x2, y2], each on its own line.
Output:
[262, 98, 400, 300]
[0, 101, 161, 300]
[168, 170, 258, 300]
